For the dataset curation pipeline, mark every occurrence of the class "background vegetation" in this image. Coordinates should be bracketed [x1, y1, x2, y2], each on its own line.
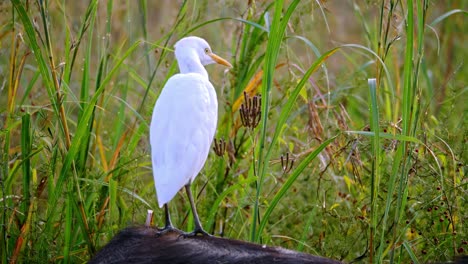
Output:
[1, 0, 466, 263]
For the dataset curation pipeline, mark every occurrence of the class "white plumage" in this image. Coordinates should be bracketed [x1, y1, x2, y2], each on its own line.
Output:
[149, 36, 231, 234]
[150, 73, 217, 206]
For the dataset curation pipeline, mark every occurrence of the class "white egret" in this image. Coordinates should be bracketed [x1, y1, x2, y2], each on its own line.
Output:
[150, 36, 232, 236]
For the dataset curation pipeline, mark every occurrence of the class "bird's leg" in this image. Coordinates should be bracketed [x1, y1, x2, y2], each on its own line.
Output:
[156, 204, 181, 236]
[163, 204, 174, 230]
[182, 184, 211, 237]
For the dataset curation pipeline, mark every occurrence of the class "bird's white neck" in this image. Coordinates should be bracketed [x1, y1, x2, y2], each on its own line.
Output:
[176, 51, 209, 79]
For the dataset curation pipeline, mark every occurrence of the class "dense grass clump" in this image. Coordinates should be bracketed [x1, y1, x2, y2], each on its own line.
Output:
[1, 0, 466, 263]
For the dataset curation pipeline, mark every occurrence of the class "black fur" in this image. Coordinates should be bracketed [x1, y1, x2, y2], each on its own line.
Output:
[89, 226, 342, 264]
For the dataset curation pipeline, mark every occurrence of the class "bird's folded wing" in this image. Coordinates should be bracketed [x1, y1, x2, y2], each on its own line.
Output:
[150, 74, 217, 207]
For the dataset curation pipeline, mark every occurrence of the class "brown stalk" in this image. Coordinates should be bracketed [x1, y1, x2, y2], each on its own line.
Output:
[239, 92, 261, 129]
[280, 152, 294, 174]
[213, 138, 227, 157]
[97, 130, 129, 229]
[7, 33, 19, 118]
[9, 202, 33, 264]
[10, 50, 31, 113]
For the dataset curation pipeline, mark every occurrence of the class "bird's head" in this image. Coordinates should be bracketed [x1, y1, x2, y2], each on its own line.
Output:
[174, 36, 232, 69]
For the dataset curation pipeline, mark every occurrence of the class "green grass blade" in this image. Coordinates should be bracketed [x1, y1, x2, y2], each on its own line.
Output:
[63, 183, 73, 264]
[79, 177, 152, 208]
[138, 0, 151, 78]
[368, 78, 382, 262]
[76, 1, 98, 171]
[429, 9, 468, 26]
[44, 41, 141, 232]
[403, 241, 420, 264]
[402, 0, 414, 137]
[345, 131, 422, 144]
[20, 114, 31, 222]
[184, 17, 268, 37]
[296, 206, 317, 252]
[109, 179, 118, 226]
[253, 47, 338, 242]
[341, 44, 395, 96]
[390, 1, 415, 261]
[10, 0, 57, 113]
[64, 0, 98, 84]
[0, 130, 9, 263]
[18, 70, 40, 106]
[206, 176, 256, 232]
[251, 0, 300, 242]
[255, 135, 338, 241]
[71, 189, 95, 254]
[265, 48, 339, 159]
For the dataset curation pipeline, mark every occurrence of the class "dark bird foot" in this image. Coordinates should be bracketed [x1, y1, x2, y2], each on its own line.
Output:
[156, 225, 182, 237]
[180, 228, 212, 238]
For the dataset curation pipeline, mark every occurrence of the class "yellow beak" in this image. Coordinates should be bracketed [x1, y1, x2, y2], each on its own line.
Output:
[209, 53, 233, 68]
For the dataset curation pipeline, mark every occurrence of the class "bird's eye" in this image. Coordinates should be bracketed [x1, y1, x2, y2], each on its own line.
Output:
[204, 48, 210, 54]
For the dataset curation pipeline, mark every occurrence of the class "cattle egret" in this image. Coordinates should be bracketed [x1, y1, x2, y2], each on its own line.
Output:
[150, 36, 232, 236]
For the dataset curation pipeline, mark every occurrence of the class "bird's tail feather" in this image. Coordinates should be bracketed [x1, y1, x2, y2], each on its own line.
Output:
[153, 166, 185, 208]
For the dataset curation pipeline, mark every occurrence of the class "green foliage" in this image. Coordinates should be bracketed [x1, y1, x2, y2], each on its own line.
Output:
[0, 0, 466, 263]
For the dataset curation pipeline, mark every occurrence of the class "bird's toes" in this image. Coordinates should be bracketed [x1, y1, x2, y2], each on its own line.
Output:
[156, 226, 182, 237]
[179, 228, 212, 239]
